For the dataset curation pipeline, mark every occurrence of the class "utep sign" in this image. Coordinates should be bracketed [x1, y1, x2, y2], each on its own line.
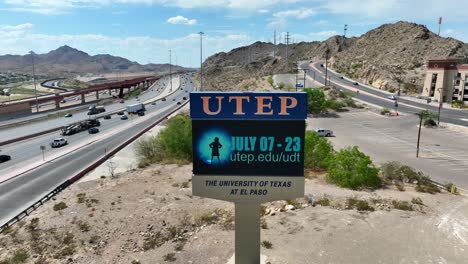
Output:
[190, 92, 307, 202]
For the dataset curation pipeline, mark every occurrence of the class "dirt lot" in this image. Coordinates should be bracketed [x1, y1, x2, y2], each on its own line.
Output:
[1, 163, 467, 264]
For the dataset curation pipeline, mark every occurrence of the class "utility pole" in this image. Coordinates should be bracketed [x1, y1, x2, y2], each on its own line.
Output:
[30, 51, 39, 113]
[295, 67, 298, 92]
[438, 17, 442, 36]
[344, 24, 348, 37]
[325, 48, 330, 86]
[285, 32, 291, 67]
[169, 49, 172, 91]
[303, 69, 306, 88]
[273, 30, 276, 58]
[198, 32, 204, 91]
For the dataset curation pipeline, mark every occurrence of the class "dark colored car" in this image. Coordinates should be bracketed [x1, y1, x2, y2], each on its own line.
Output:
[320, 64, 323, 67]
[177, 102, 181, 105]
[353, 82, 359, 85]
[339, 76, 344, 79]
[64, 113, 72, 118]
[120, 115, 128, 120]
[88, 127, 99, 134]
[119, 100, 125, 103]
[104, 115, 111, 119]
[182, 97, 187, 100]
[117, 111, 124, 115]
[162, 98, 166, 101]
[137, 111, 145, 116]
[0, 155, 11, 163]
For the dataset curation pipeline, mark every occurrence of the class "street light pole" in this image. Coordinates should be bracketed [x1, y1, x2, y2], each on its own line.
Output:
[437, 88, 443, 126]
[303, 69, 306, 88]
[30, 51, 39, 113]
[325, 48, 330, 86]
[169, 49, 172, 91]
[198, 31, 204, 91]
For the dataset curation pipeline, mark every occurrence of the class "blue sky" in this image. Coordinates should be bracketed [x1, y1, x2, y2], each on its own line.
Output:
[0, 0, 467, 67]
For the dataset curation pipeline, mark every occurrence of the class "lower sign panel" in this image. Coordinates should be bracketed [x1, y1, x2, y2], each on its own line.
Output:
[192, 120, 305, 176]
[192, 175, 304, 202]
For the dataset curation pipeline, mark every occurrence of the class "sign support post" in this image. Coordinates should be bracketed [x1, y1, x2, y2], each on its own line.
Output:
[235, 202, 260, 264]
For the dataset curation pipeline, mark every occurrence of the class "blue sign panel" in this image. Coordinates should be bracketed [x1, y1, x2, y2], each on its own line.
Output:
[190, 92, 307, 120]
[192, 120, 305, 176]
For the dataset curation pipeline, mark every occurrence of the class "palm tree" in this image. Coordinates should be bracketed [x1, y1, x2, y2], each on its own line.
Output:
[416, 110, 438, 158]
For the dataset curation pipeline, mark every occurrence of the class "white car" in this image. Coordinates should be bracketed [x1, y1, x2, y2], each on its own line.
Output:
[314, 128, 334, 137]
[387, 95, 398, 100]
[50, 138, 68, 148]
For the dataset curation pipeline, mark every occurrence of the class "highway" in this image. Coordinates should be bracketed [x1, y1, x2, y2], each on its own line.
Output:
[0, 73, 193, 226]
[0, 75, 181, 142]
[303, 61, 468, 126]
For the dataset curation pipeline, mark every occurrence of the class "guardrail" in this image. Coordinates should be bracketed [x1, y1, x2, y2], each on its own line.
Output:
[0, 99, 190, 233]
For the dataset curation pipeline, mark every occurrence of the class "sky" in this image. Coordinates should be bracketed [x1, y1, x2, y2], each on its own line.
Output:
[0, 0, 467, 68]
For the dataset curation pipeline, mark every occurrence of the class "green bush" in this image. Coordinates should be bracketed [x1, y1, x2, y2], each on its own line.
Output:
[304, 131, 334, 170]
[452, 100, 465, 108]
[261, 240, 273, 249]
[324, 100, 346, 111]
[11, 249, 29, 263]
[392, 200, 413, 211]
[267, 76, 273, 86]
[380, 162, 440, 193]
[53, 202, 67, 211]
[135, 115, 192, 164]
[424, 118, 437, 127]
[326, 146, 381, 190]
[304, 88, 326, 114]
[380, 107, 391, 115]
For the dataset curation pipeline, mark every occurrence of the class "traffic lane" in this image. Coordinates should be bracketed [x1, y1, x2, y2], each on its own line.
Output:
[0, 105, 178, 225]
[309, 69, 468, 126]
[0, 84, 191, 172]
[309, 61, 468, 120]
[0, 75, 185, 142]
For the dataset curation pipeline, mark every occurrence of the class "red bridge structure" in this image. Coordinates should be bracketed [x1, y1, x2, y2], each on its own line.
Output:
[0, 76, 159, 117]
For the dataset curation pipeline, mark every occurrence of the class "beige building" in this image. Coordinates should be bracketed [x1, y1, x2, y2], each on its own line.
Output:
[422, 57, 468, 103]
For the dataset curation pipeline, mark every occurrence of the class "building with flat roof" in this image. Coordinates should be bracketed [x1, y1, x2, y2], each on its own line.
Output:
[422, 57, 468, 103]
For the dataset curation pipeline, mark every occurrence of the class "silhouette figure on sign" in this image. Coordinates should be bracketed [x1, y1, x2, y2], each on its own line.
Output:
[209, 137, 222, 166]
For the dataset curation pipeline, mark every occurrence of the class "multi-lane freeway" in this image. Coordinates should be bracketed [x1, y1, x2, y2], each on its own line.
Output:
[303, 61, 468, 126]
[0, 73, 193, 227]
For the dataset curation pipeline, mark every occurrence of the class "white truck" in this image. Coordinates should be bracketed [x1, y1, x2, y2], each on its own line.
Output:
[314, 128, 334, 137]
[126, 103, 146, 115]
[50, 138, 68, 148]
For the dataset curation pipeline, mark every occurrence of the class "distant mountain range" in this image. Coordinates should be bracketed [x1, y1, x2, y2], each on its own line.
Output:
[0, 46, 190, 77]
[203, 21, 468, 93]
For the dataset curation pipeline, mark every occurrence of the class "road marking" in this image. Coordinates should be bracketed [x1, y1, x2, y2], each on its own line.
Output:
[461, 119, 468, 122]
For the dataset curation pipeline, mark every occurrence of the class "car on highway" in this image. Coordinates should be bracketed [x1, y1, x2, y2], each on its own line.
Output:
[388, 95, 398, 100]
[50, 138, 68, 148]
[339, 76, 344, 79]
[151, 102, 156, 105]
[183, 97, 187, 100]
[296, 83, 304, 88]
[119, 100, 125, 103]
[60, 100, 66, 103]
[64, 113, 72, 118]
[177, 102, 181, 105]
[137, 111, 145, 116]
[88, 127, 99, 134]
[353, 82, 359, 85]
[117, 111, 124, 115]
[0, 154, 11, 163]
[120, 115, 128, 120]
[162, 98, 166, 101]
[172, 98, 176, 101]
[314, 128, 334, 137]
[320, 64, 324, 67]
[104, 115, 111, 119]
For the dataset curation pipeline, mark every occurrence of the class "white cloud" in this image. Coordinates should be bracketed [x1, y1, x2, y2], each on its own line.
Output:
[258, 9, 269, 13]
[0, 29, 252, 67]
[320, 0, 468, 20]
[0, 23, 34, 31]
[273, 8, 315, 19]
[4, 0, 304, 14]
[167, 15, 197, 25]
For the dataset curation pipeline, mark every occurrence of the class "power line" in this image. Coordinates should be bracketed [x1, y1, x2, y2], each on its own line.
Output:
[344, 24, 348, 37]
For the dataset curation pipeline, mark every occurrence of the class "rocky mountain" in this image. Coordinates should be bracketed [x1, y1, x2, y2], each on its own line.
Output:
[0, 46, 189, 77]
[203, 21, 468, 93]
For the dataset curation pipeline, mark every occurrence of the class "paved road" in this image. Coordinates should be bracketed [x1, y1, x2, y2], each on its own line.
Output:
[310, 110, 468, 191]
[0, 74, 193, 226]
[0, 75, 184, 142]
[303, 61, 468, 126]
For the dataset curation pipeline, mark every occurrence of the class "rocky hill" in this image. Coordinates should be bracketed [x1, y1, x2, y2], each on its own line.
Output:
[203, 21, 468, 93]
[0, 46, 188, 77]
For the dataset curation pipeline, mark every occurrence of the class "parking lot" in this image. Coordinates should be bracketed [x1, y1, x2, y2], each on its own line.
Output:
[309, 110, 468, 191]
